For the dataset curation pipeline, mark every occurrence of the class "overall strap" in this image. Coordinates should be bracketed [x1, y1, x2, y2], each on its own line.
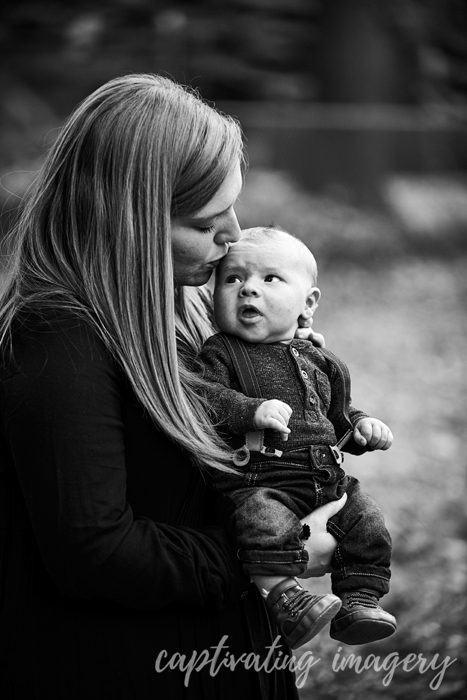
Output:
[319, 346, 353, 450]
[218, 333, 263, 398]
[217, 334, 271, 463]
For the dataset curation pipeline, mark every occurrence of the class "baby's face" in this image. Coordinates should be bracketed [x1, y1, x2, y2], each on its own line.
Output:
[214, 237, 319, 343]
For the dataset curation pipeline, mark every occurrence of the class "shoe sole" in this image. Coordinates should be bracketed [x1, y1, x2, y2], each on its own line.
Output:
[330, 618, 397, 645]
[289, 597, 342, 649]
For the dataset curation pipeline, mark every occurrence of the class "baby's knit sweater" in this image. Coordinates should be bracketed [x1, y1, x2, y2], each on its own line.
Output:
[197, 334, 368, 453]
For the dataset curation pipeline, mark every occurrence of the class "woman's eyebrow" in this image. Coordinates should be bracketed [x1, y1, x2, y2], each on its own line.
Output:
[189, 205, 230, 224]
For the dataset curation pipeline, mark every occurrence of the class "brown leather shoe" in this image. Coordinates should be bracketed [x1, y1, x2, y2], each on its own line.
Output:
[266, 578, 342, 649]
[330, 589, 397, 645]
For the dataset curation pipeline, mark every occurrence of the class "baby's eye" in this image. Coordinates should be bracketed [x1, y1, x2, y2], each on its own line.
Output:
[225, 275, 242, 284]
[264, 274, 281, 282]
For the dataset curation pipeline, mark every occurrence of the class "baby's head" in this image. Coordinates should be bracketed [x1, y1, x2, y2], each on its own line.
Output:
[214, 226, 321, 343]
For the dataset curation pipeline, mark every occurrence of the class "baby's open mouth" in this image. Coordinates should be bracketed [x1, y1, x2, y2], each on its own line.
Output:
[240, 305, 261, 318]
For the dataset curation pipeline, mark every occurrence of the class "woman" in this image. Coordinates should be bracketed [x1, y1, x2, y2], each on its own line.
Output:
[0, 74, 343, 699]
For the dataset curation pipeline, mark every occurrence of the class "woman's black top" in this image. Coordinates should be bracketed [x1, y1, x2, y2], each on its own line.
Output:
[0, 310, 298, 700]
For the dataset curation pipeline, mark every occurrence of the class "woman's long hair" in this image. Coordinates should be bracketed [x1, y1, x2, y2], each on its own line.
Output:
[0, 74, 246, 472]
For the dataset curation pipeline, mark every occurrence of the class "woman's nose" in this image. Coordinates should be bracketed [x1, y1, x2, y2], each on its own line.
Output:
[215, 210, 241, 246]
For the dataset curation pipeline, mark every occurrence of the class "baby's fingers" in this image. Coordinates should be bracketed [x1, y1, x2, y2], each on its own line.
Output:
[265, 418, 291, 436]
[275, 404, 292, 440]
[374, 428, 393, 451]
[254, 400, 292, 439]
[367, 422, 382, 447]
[277, 404, 292, 422]
[354, 420, 372, 446]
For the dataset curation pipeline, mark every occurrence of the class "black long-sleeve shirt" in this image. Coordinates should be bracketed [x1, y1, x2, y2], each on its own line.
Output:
[0, 310, 297, 700]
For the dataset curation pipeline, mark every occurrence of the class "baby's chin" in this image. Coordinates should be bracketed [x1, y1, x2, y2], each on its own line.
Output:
[218, 323, 291, 344]
[216, 322, 258, 343]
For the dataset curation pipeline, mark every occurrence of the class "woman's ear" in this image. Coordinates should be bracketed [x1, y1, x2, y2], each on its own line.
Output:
[300, 287, 321, 321]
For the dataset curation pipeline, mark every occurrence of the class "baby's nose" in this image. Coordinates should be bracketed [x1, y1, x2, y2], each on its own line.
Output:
[240, 281, 259, 296]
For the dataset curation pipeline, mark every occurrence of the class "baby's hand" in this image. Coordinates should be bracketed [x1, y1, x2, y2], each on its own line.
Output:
[354, 418, 393, 451]
[254, 400, 292, 440]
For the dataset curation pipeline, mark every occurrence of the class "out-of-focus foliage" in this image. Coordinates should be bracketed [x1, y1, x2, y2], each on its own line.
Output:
[0, 0, 465, 107]
[0, 0, 465, 220]
[236, 168, 467, 264]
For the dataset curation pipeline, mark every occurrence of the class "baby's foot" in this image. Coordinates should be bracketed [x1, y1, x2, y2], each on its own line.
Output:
[266, 578, 342, 649]
[330, 589, 397, 645]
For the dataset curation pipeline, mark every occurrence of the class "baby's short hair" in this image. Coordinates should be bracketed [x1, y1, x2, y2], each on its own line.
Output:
[240, 224, 318, 285]
[241, 223, 290, 244]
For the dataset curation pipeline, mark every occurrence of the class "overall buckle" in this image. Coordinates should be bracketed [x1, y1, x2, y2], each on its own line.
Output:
[260, 446, 283, 458]
[329, 445, 344, 465]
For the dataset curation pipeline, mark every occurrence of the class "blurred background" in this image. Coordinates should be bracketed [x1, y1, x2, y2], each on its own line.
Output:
[0, 0, 466, 697]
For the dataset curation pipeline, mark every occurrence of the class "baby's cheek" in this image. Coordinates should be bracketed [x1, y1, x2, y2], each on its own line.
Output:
[217, 301, 239, 332]
[270, 297, 293, 314]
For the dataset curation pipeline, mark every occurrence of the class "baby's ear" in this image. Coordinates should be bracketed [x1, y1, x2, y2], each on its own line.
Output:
[302, 287, 321, 319]
[298, 288, 320, 324]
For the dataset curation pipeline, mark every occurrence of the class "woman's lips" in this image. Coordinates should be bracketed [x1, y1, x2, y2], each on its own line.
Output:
[206, 257, 223, 269]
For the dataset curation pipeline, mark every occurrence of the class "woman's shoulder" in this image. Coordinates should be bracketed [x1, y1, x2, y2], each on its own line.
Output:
[1, 307, 118, 383]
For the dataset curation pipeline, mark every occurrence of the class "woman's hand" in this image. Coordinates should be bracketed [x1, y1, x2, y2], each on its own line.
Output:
[295, 317, 325, 348]
[298, 494, 347, 578]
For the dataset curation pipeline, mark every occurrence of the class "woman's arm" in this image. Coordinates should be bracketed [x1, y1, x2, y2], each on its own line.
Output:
[2, 319, 248, 610]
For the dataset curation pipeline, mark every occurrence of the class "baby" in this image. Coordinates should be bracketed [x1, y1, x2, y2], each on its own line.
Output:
[197, 226, 396, 649]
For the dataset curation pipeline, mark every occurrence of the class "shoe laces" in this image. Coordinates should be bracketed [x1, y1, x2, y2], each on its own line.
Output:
[281, 589, 310, 618]
[345, 591, 380, 610]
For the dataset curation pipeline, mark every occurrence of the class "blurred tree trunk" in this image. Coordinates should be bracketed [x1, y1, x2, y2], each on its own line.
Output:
[312, 0, 420, 103]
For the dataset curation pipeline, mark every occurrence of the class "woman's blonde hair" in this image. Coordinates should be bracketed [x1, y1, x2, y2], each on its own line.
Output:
[0, 74, 247, 472]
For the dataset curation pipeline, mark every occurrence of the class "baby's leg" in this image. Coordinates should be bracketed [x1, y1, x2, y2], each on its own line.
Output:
[326, 477, 396, 644]
[252, 574, 286, 598]
[230, 486, 308, 576]
[223, 483, 342, 648]
[327, 476, 391, 596]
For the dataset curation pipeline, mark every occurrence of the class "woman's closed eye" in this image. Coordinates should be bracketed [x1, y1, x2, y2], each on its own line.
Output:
[196, 224, 216, 234]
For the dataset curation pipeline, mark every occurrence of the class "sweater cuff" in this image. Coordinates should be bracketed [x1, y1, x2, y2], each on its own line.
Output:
[226, 397, 265, 435]
[350, 411, 369, 427]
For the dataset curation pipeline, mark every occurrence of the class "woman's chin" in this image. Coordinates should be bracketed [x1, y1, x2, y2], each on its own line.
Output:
[175, 270, 213, 287]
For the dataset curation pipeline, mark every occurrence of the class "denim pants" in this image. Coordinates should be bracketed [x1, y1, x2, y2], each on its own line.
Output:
[213, 446, 391, 596]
